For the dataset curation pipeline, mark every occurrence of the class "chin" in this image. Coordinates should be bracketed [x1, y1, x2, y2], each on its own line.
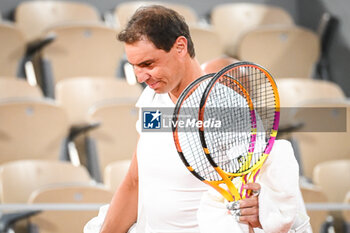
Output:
[153, 88, 166, 94]
[151, 85, 168, 94]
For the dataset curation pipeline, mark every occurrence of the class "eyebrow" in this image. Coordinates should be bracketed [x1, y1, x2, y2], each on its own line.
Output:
[129, 59, 155, 67]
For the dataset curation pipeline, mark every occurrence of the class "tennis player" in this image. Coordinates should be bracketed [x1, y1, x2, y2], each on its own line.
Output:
[94, 5, 310, 233]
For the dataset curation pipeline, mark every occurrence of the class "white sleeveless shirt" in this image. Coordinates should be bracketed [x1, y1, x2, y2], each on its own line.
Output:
[135, 87, 208, 233]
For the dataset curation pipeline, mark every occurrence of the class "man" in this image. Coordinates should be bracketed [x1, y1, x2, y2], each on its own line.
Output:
[98, 5, 305, 233]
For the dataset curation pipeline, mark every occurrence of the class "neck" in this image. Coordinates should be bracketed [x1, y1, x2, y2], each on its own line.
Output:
[169, 57, 205, 103]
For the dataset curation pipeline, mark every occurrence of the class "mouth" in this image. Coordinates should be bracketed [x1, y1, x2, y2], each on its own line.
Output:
[147, 81, 160, 89]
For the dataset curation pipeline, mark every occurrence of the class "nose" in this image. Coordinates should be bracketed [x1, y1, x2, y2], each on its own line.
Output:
[134, 66, 150, 83]
[137, 74, 150, 83]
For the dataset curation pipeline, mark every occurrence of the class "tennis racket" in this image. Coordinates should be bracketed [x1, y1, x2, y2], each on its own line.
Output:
[198, 62, 280, 201]
[172, 73, 257, 202]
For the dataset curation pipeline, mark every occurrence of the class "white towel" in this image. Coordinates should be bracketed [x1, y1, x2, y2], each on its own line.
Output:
[83, 204, 137, 233]
[83, 204, 109, 233]
[197, 189, 250, 233]
[197, 140, 307, 233]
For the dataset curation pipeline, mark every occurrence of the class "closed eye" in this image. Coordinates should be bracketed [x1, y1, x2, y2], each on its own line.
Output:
[131, 59, 155, 69]
[140, 61, 153, 68]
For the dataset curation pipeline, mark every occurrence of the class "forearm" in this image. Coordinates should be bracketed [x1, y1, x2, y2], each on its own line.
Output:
[100, 181, 138, 233]
[100, 153, 138, 233]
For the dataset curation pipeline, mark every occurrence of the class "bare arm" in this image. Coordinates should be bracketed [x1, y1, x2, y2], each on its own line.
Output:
[100, 151, 139, 233]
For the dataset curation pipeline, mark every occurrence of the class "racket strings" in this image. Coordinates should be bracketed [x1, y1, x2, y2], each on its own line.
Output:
[202, 66, 278, 175]
[202, 78, 254, 173]
[235, 66, 276, 165]
[176, 78, 222, 181]
[179, 129, 219, 180]
[230, 66, 276, 138]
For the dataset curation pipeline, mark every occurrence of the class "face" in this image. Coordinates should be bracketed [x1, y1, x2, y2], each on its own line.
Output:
[125, 38, 185, 96]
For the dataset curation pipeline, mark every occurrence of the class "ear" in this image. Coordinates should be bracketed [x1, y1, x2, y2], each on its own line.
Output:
[174, 36, 188, 56]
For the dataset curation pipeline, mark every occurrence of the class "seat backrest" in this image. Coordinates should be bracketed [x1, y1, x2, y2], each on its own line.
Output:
[88, 101, 138, 172]
[313, 160, 350, 203]
[0, 23, 26, 77]
[211, 3, 294, 56]
[0, 99, 69, 164]
[237, 25, 320, 78]
[28, 185, 113, 233]
[0, 160, 91, 203]
[300, 184, 329, 233]
[115, 1, 198, 27]
[55, 77, 142, 126]
[292, 100, 350, 179]
[343, 191, 350, 223]
[189, 26, 224, 64]
[277, 78, 345, 108]
[41, 24, 124, 94]
[276, 78, 345, 129]
[104, 159, 131, 192]
[0, 78, 43, 100]
[15, 0, 101, 41]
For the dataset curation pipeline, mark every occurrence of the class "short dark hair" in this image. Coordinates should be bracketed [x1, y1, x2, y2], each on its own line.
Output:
[118, 5, 195, 58]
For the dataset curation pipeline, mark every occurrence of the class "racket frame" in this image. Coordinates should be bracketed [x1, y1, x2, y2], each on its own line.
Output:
[172, 73, 237, 202]
[198, 62, 280, 201]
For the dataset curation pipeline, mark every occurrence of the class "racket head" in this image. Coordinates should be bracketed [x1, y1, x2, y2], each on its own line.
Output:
[172, 73, 216, 181]
[172, 73, 236, 201]
[199, 62, 280, 177]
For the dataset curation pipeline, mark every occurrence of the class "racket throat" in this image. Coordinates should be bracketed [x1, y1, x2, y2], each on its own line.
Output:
[215, 167, 241, 201]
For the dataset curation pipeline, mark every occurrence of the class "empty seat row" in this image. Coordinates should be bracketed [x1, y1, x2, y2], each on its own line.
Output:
[276, 78, 350, 181]
[276, 78, 346, 132]
[291, 99, 350, 179]
[0, 77, 141, 182]
[276, 78, 350, 232]
[0, 21, 321, 95]
[0, 1, 322, 92]
[0, 159, 119, 233]
[300, 179, 350, 233]
[2, 158, 348, 233]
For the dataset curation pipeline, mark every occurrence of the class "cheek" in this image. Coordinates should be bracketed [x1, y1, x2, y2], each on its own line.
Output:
[147, 65, 162, 76]
[151, 67, 169, 82]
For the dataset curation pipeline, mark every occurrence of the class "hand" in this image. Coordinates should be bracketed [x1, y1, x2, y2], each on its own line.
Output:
[238, 183, 262, 229]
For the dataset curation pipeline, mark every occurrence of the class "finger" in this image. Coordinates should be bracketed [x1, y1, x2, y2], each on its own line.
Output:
[239, 206, 259, 216]
[243, 183, 261, 198]
[239, 215, 258, 223]
[227, 205, 258, 217]
[239, 215, 261, 228]
[242, 182, 261, 191]
[239, 196, 258, 208]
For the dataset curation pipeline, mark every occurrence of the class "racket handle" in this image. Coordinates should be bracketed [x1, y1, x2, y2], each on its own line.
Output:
[245, 189, 252, 198]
